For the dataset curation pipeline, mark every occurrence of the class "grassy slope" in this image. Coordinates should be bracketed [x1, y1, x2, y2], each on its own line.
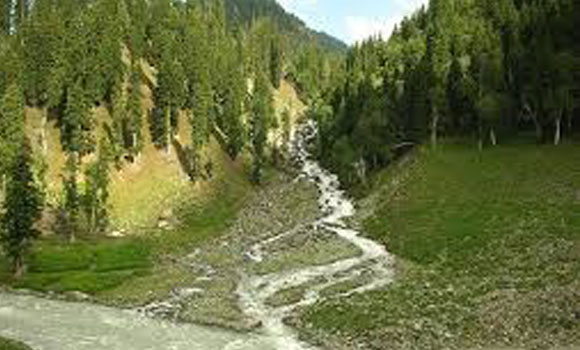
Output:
[299, 142, 580, 350]
[1, 78, 304, 305]
[0, 137, 251, 302]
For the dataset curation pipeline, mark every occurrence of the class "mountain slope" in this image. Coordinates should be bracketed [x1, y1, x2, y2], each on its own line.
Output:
[224, 0, 347, 53]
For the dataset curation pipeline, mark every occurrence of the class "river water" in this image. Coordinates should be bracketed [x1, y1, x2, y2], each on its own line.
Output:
[0, 121, 393, 350]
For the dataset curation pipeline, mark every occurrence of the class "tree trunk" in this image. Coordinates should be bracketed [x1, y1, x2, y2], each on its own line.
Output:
[490, 128, 497, 146]
[554, 114, 562, 146]
[40, 108, 48, 156]
[431, 111, 439, 148]
[1, 174, 6, 199]
[532, 112, 543, 143]
[14, 255, 25, 278]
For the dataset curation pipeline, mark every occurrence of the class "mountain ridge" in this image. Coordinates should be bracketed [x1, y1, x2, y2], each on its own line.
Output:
[224, 0, 348, 53]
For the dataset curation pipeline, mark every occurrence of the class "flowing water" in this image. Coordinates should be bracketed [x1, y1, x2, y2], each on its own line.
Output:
[236, 121, 394, 350]
[0, 293, 269, 350]
[0, 121, 394, 350]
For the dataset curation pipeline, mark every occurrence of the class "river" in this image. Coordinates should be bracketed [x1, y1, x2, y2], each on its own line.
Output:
[0, 121, 394, 350]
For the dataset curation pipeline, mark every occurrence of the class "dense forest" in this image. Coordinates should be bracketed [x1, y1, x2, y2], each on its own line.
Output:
[1, 1, 580, 349]
[0, 0, 578, 281]
[0, 0, 341, 275]
[314, 0, 580, 186]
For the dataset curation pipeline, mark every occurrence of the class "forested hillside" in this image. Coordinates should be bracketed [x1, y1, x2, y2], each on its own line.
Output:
[313, 0, 580, 186]
[293, 1, 580, 349]
[224, 0, 347, 53]
[2, 0, 579, 349]
[0, 0, 343, 276]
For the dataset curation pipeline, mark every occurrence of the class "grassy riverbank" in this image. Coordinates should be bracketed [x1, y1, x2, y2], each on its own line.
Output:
[0, 337, 32, 350]
[0, 148, 253, 306]
[297, 142, 580, 350]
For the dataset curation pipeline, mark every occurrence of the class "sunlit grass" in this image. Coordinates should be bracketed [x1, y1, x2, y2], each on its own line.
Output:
[300, 142, 580, 349]
[0, 138, 253, 299]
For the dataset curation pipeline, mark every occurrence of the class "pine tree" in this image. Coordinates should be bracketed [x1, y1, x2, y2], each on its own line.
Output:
[447, 52, 467, 134]
[151, 92, 171, 150]
[88, 0, 128, 104]
[20, 0, 60, 105]
[61, 153, 80, 242]
[207, 0, 227, 129]
[281, 107, 291, 156]
[83, 138, 111, 235]
[270, 33, 282, 89]
[1, 138, 43, 277]
[126, 0, 148, 61]
[426, 0, 452, 147]
[0, 0, 10, 35]
[0, 83, 25, 177]
[473, 22, 505, 147]
[62, 80, 94, 155]
[0, 37, 23, 99]
[126, 64, 143, 158]
[183, 8, 212, 178]
[222, 38, 246, 160]
[150, 5, 185, 150]
[250, 71, 272, 184]
[13, 0, 29, 31]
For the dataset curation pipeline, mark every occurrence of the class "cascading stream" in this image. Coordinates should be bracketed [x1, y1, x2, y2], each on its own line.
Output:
[236, 120, 395, 350]
[0, 121, 394, 350]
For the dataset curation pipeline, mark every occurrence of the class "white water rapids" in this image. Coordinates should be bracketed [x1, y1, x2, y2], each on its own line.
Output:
[236, 120, 395, 350]
[0, 121, 394, 350]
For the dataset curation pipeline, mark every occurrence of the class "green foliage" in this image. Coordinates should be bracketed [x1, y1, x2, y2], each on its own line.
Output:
[0, 37, 22, 98]
[1, 164, 250, 297]
[125, 64, 144, 157]
[0, 84, 25, 176]
[150, 5, 186, 149]
[318, 0, 580, 184]
[1, 139, 43, 275]
[250, 71, 272, 184]
[82, 139, 112, 235]
[223, 0, 347, 54]
[221, 38, 246, 160]
[269, 33, 282, 89]
[88, 0, 128, 103]
[58, 139, 112, 238]
[0, 0, 10, 35]
[60, 154, 81, 242]
[0, 336, 32, 350]
[281, 107, 291, 153]
[20, 0, 61, 105]
[1, 0, 343, 193]
[62, 80, 94, 155]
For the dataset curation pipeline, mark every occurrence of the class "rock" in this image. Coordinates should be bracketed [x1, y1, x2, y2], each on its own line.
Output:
[108, 230, 125, 238]
[158, 219, 170, 229]
[244, 318, 263, 330]
[175, 288, 204, 298]
[65, 291, 91, 302]
[161, 208, 173, 219]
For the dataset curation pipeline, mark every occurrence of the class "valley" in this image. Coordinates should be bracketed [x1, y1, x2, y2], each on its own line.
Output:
[1, 0, 579, 349]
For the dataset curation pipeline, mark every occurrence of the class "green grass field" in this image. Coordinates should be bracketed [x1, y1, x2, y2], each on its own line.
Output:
[0, 337, 31, 350]
[299, 142, 580, 350]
